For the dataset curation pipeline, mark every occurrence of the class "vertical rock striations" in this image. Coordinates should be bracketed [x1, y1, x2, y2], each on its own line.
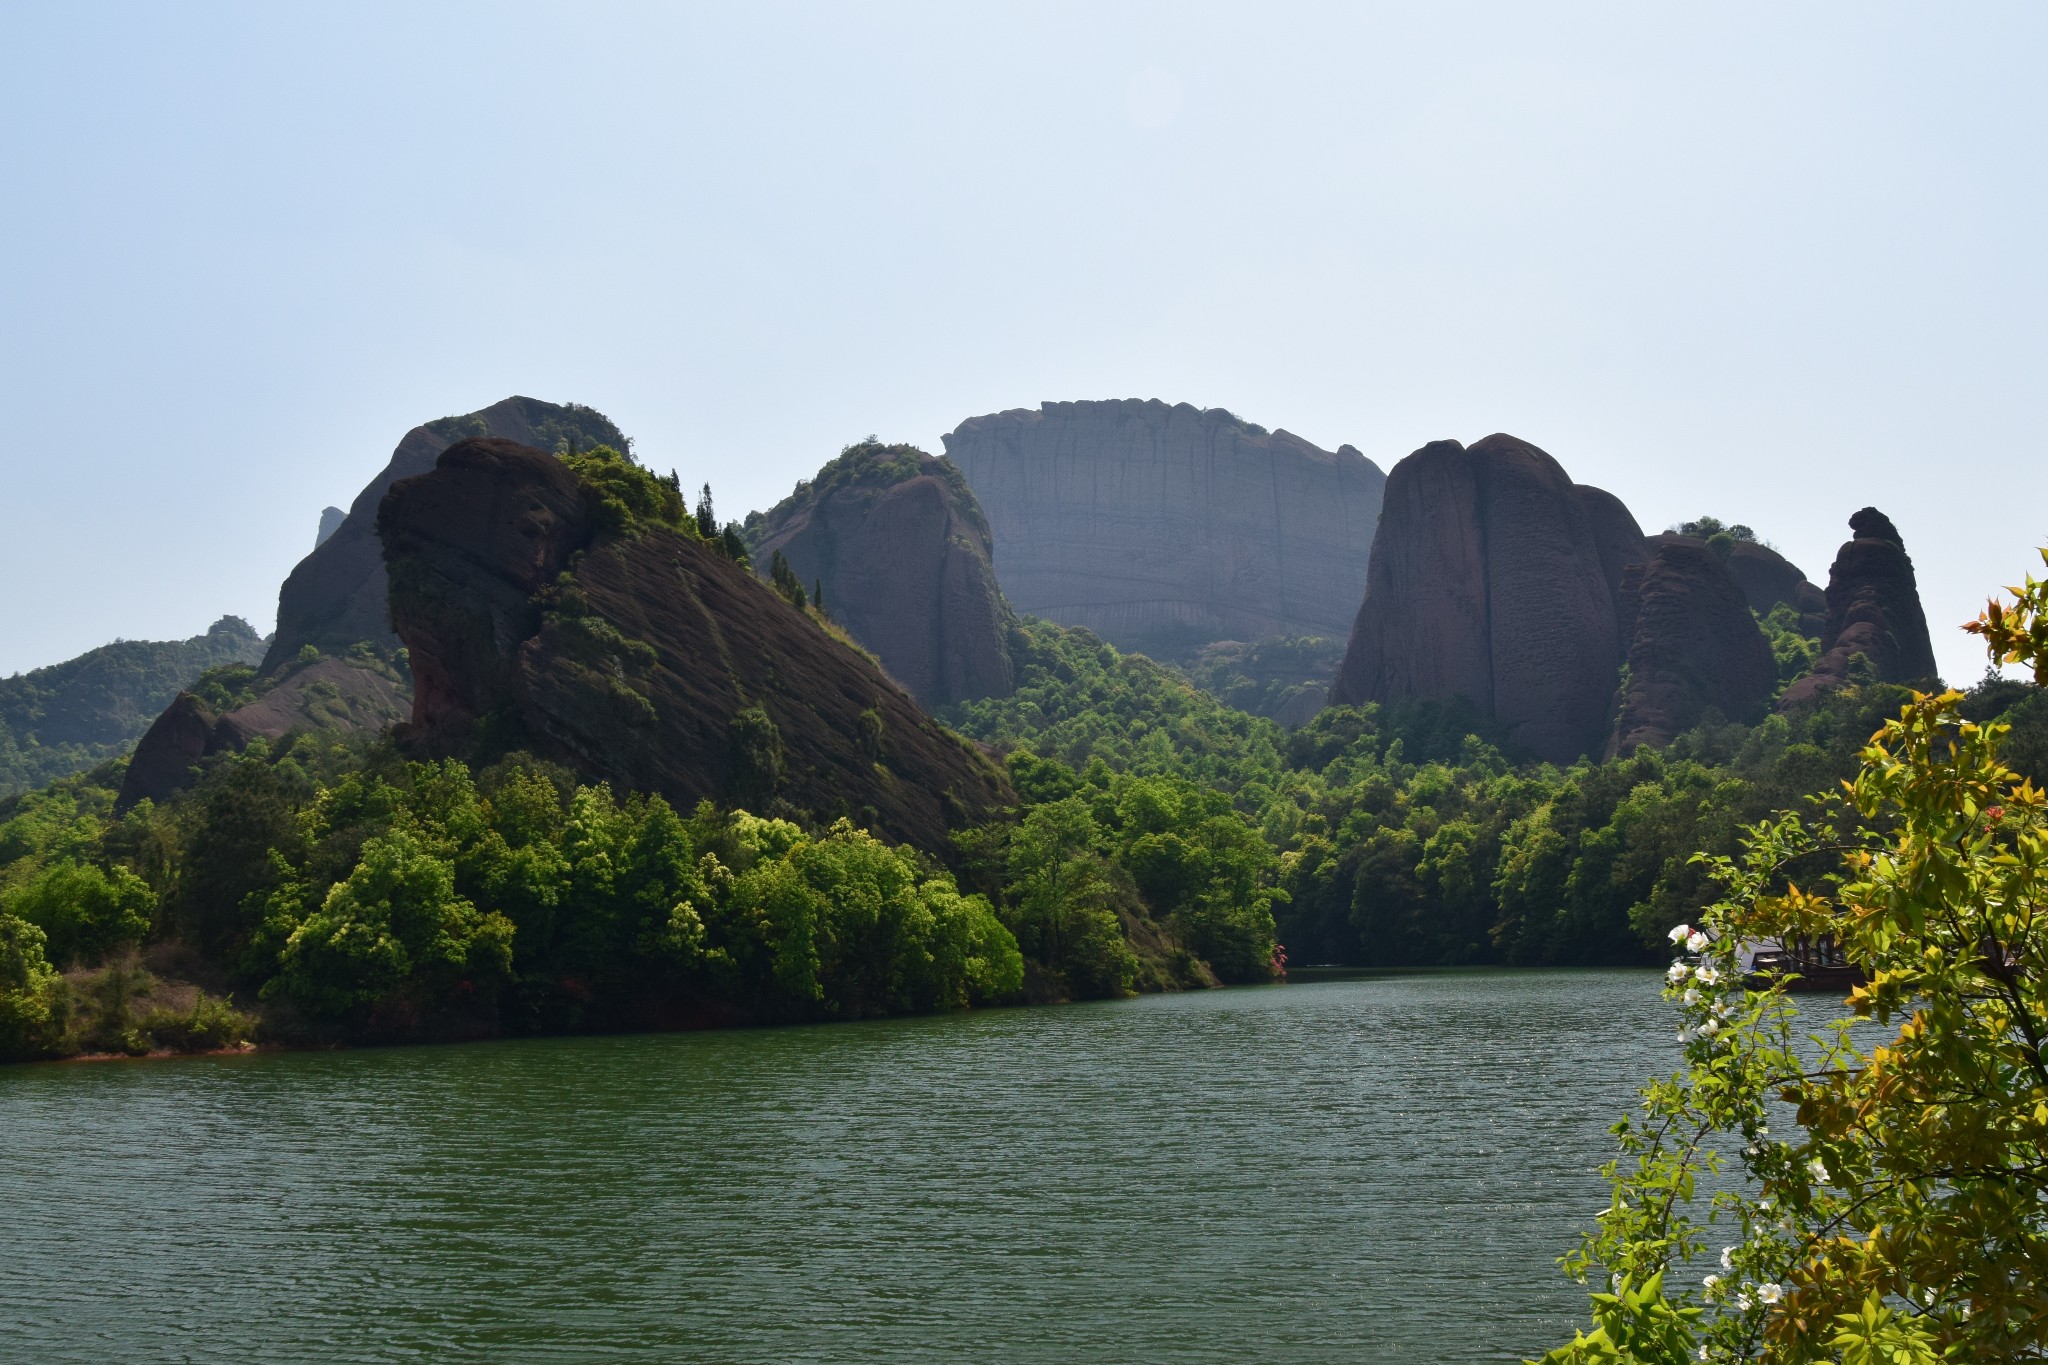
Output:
[1648, 533, 1826, 635]
[941, 400, 1385, 658]
[1779, 507, 1940, 706]
[380, 438, 1013, 853]
[263, 396, 628, 672]
[746, 443, 1013, 708]
[1329, 435, 1635, 764]
[1610, 541, 1779, 753]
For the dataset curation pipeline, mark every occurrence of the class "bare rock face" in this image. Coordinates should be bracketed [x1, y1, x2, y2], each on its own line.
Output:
[117, 693, 220, 811]
[1576, 484, 1653, 615]
[941, 400, 1385, 658]
[315, 506, 345, 548]
[1610, 541, 1779, 753]
[747, 443, 1012, 708]
[116, 658, 411, 811]
[1648, 533, 1826, 634]
[381, 439, 1013, 854]
[1780, 507, 1940, 706]
[263, 397, 627, 672]
[1329, 435, 1626, 764]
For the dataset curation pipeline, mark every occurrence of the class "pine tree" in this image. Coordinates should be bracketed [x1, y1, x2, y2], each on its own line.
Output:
[695, 484, 717, 541]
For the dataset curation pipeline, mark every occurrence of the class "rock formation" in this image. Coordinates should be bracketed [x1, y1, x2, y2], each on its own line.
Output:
[1577, 484, 1653, 615]
[1648, 533, 1825, 634]
[1328, 435, 1639, 764]
[381, 438, 1012, 853]
[746, 443, 1013, 708]
[263, 396, 627, 672]
[116, 656, 410, 810]
[941, 400, 1385, 658]
[1779, 508, 1940, 706]
[1610, 541, 1779, 753]
[116, 692, 220, 809]
[117, 400, 617, 805]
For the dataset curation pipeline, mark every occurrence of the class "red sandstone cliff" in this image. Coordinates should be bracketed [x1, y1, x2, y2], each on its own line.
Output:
[1328, 435, 1636, 764]
[1779, 507, 1940, 706]
[1610, 542, 1779, 753]
[380, 438, 1012, 853]
[263, 397, 628, 672]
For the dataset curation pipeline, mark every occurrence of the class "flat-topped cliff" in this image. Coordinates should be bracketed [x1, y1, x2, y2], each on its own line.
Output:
[941, 400, 1385, 659]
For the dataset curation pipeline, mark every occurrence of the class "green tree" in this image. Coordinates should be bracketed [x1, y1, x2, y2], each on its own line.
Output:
[273, 829, 514, 1017]
[1003, 797, 1138, 998]
[2, 859, 153, 967]
[727, 706, 784, 809]
[0, 912, 59, 1060]
[695, 483, 717, 540]
[1539, 551, 2048, 1364]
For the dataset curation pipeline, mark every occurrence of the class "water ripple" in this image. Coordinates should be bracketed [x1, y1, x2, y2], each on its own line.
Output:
[0, 969, 1673, 1364]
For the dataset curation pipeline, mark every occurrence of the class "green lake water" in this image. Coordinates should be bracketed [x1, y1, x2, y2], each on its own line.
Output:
[1, 969, 1674, 1364]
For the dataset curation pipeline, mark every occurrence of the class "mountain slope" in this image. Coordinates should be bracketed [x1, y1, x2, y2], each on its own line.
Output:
[0, 617, 265, 796]
[382, 437, 1014, 853]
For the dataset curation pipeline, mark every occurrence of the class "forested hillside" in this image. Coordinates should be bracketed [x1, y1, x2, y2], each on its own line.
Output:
[947, 617, 2048, 968]
[0, 618, 266, 798]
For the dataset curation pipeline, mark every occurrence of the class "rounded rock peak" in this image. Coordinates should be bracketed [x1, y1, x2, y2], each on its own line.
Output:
[1849, 506, 1905, 548]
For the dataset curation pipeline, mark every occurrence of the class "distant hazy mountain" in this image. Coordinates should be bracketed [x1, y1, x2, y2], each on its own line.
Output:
[942, 399, 1386, 660]
[0, 617, 267, 796]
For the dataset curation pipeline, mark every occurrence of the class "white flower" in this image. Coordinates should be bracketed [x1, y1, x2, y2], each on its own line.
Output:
[1712, 1002, 1729, 1018]
[1757, 1282, 1784, 1305]
[1808, 1158, 1830, 1184]
[1682, 987, 1701, 1005]
[1686, 930, 1710, 953]
[1669, 923, 1692, 944]
[1696, 1349, 1708, 1363]
[1702, 1273, 1721, 1292]
[1735, 1292, 1751, 1311]
[1677, 1027, 1696, 1043]
[1720, 1246, 1736, 1269]
[1668, 960, 1691, 982]
[1700, 1018, 1721, 1037]
[1695, 965, 1721, 986]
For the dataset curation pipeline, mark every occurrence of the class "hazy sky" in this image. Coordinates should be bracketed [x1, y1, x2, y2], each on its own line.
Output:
[3, 2, 2044, 682]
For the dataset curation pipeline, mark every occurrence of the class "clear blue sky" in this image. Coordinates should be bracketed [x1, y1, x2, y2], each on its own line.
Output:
[3, 2, 2043, 682]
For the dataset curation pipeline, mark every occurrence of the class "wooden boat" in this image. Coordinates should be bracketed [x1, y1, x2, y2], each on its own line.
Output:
[1740, 936, 1864, 993]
